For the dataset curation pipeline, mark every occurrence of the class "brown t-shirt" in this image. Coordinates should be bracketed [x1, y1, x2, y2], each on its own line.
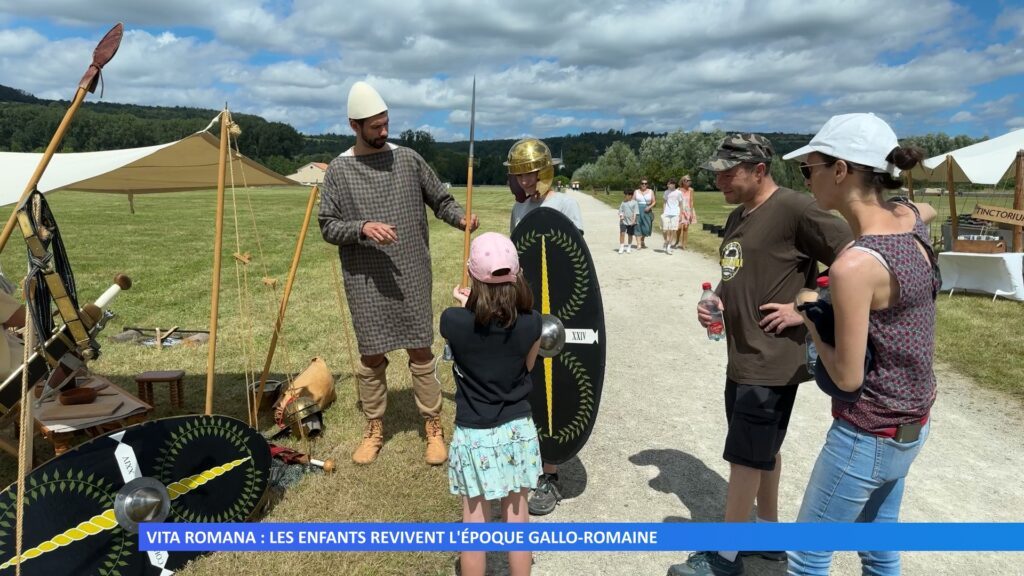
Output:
[717, 187, 853, 386]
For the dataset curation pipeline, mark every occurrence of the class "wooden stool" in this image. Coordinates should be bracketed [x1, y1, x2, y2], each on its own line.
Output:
[135, 370, 186, 409]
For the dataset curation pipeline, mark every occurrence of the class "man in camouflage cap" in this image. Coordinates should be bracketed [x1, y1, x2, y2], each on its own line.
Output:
[671, 134, 851, 576]
[701, 133, 776, 172]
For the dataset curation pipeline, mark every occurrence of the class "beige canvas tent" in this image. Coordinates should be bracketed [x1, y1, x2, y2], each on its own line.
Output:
[0, 131, 296, 207]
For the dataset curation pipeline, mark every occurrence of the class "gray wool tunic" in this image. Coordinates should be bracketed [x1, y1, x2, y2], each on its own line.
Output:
[318, 144, 465, 356]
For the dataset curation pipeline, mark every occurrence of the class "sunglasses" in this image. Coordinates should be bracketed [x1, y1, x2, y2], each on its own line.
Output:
[800, 161, 831, 180]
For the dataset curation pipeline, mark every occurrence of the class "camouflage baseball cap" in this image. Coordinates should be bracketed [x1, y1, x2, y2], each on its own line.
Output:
[701, 133, 776, 172]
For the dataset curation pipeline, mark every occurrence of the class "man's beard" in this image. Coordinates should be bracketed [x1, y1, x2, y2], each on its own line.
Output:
[361, 128, 388, 149]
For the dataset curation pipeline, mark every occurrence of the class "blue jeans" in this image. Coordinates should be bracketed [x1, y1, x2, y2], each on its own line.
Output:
[788, 418, 930, 576]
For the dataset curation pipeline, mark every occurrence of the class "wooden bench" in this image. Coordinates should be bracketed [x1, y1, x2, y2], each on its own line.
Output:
[135, 370, 187, 409]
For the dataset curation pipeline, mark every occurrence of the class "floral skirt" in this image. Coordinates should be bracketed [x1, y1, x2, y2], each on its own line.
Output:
[448, 417, 542, 501]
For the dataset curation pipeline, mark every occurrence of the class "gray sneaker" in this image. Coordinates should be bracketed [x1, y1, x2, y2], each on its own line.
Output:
[740, 550, 787, 562]
[667, 551, 745, 576]
[528, 475, 562, 516]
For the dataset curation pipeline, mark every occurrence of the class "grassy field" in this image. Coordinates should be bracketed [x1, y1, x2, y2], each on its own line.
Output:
[0, 185, 519, 576]
[584, 187, 1024, 400]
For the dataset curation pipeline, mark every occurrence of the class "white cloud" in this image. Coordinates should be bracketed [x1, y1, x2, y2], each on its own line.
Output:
[1008, 117, 1024, 129]
[0, 0, 1019, 138]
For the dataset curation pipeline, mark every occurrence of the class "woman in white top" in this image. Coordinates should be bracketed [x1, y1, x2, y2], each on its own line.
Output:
[633, 178, 656, 248]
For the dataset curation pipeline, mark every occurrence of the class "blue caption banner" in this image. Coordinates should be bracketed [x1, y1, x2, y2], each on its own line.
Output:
[138, 523, 1024, 552]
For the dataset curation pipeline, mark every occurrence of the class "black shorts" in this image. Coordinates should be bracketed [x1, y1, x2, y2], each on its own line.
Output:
[619, 223, 635, 234]
[723, 379, 799, 471]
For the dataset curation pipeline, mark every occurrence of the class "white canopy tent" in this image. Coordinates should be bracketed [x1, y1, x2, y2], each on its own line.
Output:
[0, 131, 296, 207]
[906, 128, 1024, 253]
[909, 128, 1024, 185]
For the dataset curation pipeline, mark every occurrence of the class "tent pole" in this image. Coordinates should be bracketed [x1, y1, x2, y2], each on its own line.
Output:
[205, 109, 230, 415]
[250, 184, 319, 427]
[907, 171, 915, 202]
[947, 155, 958, 243]
[128, 192, 135, 214]
[1014, 150, 1023, 253]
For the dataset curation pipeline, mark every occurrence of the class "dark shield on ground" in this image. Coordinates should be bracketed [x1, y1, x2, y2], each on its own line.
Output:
[0, 414, 270, 575]
[511, 207, 606, 464]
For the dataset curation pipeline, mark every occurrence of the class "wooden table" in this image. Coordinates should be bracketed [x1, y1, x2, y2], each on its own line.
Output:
[33, 375, 153, 456]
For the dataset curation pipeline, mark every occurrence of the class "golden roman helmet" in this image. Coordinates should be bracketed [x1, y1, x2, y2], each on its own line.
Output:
[504, 138, 561, 198]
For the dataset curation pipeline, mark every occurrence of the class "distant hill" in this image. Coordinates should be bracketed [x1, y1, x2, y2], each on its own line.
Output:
[0, 83, 822, 183]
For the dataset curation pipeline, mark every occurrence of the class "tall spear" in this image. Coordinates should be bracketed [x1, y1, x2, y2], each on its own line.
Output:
[0, 23, 124, 255]
[460, 76, 477, 288]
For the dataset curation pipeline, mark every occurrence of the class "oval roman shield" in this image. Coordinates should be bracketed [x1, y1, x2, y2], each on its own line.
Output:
[511, 207, 606, 464]
[0, 415, 269, 575]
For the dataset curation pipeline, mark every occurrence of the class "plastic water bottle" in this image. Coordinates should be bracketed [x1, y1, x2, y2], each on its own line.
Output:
[700, 282, 725, 341]
[806, 276, 830, 373]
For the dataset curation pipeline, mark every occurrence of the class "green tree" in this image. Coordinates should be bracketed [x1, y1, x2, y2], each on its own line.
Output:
[594, 141, 640, 191]
[399, 129, 436, 163]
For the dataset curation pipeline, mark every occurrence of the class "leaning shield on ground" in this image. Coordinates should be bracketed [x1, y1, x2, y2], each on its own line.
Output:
[0, 414, 270, 575]
[511, 207, 606, 464]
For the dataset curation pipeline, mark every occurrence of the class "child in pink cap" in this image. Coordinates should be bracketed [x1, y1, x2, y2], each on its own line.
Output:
[441, 232, 543, 576]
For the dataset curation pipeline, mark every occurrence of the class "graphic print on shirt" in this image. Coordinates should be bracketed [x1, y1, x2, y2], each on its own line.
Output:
[721, 241, 743, 281]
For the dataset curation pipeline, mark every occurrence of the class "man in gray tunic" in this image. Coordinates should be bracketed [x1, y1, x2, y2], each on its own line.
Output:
[319, 81, 478, 466]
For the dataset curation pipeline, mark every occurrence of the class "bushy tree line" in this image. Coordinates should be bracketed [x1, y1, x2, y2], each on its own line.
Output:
[2, 85, 988, 187]
[571, 130, 989, 192]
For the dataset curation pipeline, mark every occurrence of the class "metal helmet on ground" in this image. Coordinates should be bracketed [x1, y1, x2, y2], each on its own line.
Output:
[283, 394, 324, 438]
[505, 138, 561, 201]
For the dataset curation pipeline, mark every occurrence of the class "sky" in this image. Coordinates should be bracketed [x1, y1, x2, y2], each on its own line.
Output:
[1, 1, 1022, 142]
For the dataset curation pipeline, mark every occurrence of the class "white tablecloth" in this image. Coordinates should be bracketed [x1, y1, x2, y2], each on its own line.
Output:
[938, 252, 1024, 301]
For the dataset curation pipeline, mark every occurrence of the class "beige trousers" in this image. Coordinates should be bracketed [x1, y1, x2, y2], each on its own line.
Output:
[355, 358, 442, 419]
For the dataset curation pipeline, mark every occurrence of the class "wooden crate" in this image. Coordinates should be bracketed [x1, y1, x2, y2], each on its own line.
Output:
[952, 239, 1006, 253]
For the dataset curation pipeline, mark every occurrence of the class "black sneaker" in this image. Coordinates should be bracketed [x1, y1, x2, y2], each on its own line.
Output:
[740, 550, 787, 562]
[528, 475, 562, 516]
[667, 551, 745, 576]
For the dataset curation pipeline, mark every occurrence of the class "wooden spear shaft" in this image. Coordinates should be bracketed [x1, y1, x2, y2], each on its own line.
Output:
[461, 161, 474, 288]
[0, 23, 123, 255]
[250, 184, 319, 427]
[0, 89, 89, 255]
[205, 109, 230, 415]
[460, 76, 477, 289]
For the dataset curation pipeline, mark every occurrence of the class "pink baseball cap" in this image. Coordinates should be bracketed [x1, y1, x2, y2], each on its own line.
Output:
[468, 232, 519, 284]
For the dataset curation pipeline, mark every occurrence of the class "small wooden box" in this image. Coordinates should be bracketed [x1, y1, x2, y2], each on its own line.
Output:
[952, 239, 1006, 253]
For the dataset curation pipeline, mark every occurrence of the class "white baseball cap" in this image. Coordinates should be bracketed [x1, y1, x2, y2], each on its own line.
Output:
[347, 81, 388, 120]
[783, 113, 901, 176]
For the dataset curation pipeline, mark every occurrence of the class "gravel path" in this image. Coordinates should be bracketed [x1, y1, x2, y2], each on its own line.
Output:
[517, 190, 1024, 576]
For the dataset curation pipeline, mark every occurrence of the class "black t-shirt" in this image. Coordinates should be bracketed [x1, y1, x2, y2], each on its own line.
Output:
[440, 308, 542, 428]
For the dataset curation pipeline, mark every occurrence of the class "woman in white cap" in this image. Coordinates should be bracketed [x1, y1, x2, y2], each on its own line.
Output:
[783, 113, 938, 575]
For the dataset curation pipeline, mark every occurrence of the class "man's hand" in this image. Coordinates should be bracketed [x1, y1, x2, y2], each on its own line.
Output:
[758, 302, 803, 334]
[452, 285, 470, 306]
[361, 222, 397, 245]
[697, 294, 724, 328]
[460, 214, 480, 232]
